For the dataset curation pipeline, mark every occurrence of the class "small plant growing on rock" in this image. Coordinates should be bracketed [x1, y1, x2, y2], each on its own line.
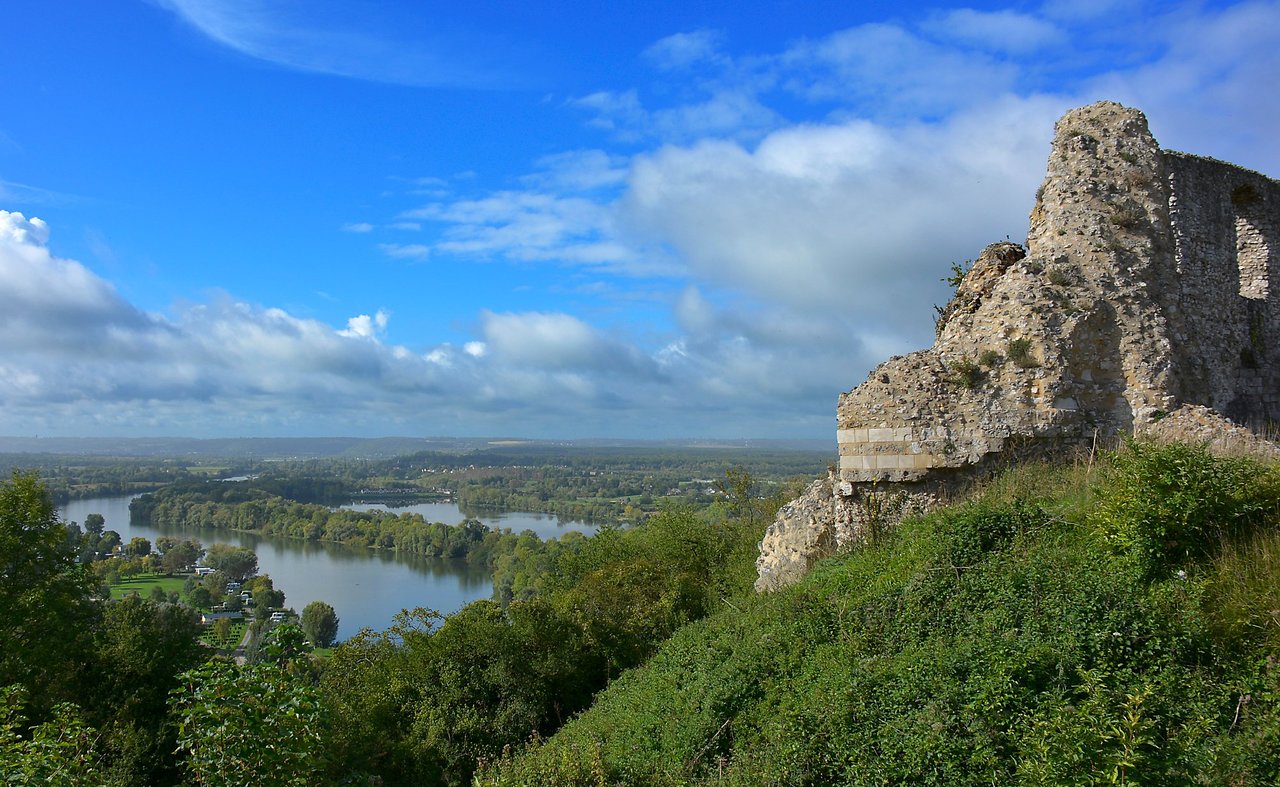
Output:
[1124, 169, 1153, 189]
[1109, 202, 1145, 229]
[947, 358, 983, 389]
[978, 349, 1003, 367]
[1047, 268, 1072, 287]
[942, 260, 973, 290]
[1007, 338, 1038, 368]
[856, 479, 907, 546]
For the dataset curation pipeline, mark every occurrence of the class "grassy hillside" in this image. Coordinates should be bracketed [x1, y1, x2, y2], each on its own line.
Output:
[480, 441, 1280, 785]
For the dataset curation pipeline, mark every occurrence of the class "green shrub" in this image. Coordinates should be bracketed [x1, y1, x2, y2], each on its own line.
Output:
[1006, 337, 1038, 368]
[947, 358, 982, 389]
[1109, 202, 1145, 229]
[1047, 267, 1072, 287]
[1205, 528, 1280, 653]
[977, 349, 1002, 367]
[1090, 440, 1280, 578]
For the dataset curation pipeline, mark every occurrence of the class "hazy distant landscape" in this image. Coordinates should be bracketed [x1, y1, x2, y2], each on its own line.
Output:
[0, 435, 832, 459]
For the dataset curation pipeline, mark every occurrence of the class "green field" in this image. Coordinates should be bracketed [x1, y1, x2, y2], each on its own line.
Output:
[109, 572, 187, 600]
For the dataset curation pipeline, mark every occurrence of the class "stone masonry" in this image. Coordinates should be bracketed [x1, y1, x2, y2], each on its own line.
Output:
[756, 101, 1280, 592]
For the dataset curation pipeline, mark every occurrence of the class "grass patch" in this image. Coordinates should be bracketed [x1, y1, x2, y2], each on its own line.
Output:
[110, 572, 187, 600]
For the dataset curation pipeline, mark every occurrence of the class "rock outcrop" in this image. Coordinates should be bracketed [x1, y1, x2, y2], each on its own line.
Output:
[757, 101, 1280, 592]
[753, 477, 836, 592]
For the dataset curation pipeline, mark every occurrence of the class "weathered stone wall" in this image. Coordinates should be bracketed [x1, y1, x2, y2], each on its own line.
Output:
[1165, 152, 1280, 430]
[757, 101, 1280, 591]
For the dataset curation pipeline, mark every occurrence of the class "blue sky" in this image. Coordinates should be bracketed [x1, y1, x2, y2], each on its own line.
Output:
[1, 0, 1276, 439]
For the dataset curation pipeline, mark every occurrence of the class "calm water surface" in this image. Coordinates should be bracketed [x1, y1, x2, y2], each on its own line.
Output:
[61, 496, 494, 642]
[341, 501, 599, 540]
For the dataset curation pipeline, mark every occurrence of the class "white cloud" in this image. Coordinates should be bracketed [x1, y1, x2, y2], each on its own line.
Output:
[340, 310, 390, 339]
[642, 30, 726, 71]
[1081, 0, 1280, 174]
[780, 23, 1018, 116]
[573, 87, 779, 144]
[378, 243, 430, 260]
[480, 310, 642, 373]
[923, 9, 1065, 53]
[620, 95, 1060, 333]
[524, 150, 629, 192]
[9, 2, 1276, 440]
[341, 222, 374, 233]
[0, 210, 49, 244]
[409, 190, 649, 272]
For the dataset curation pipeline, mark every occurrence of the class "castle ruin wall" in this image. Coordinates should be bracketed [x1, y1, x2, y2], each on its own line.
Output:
[757, 102, 1280, 592]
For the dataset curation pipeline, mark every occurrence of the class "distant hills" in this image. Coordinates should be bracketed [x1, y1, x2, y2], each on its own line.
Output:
[0, 435, 833, 459]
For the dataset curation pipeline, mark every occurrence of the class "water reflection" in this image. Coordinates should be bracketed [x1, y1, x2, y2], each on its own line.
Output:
[341, 500, 599, 540]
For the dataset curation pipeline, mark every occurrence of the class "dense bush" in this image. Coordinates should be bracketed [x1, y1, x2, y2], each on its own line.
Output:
[1091, 439, 1280, 577]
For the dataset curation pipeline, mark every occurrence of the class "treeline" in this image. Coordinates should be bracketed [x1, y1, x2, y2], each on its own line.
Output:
[129, 484, 582, 599]
[453, 476, 631, 523]
[0, 455, 214, 503]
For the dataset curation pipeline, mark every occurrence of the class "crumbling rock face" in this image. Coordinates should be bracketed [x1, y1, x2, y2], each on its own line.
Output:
[754, 477, 835, 592]
[1141, 404, 1280, 461]
[758, 101, 1280, 591]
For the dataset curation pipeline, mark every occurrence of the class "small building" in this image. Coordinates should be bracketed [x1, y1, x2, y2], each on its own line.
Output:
[201, 610, 242, 626]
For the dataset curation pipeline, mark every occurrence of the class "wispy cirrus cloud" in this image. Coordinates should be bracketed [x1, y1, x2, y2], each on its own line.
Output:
[150, 0, 524, 88]
[378, 243, 430, 261]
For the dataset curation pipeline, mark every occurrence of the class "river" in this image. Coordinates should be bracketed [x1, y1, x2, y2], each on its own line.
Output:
[340, 500, 599, 541]
[61, 496, 596, 642]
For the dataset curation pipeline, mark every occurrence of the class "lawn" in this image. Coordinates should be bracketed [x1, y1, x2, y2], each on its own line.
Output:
[110, 572, 187, 601]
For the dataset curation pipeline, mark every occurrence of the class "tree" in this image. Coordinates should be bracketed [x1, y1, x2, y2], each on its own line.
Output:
[97, 530, 121, 556]
[0, 472, 99, 712]
[83, 513, 105, 537]
[170, 657, 325, 787]
[301, 601, 340, 648]
[188, 586, 213, 610]
[0, 685, 103, 785]
[162, 539, 203, 575]
[82, 595, 206, 784]
[204, 544, 258, 584]
[124, 536, 151, 558]
[253, 587, 285, 618]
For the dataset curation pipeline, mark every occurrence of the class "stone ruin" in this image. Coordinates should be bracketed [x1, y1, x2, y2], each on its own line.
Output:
[756, 100, 1280, 592]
